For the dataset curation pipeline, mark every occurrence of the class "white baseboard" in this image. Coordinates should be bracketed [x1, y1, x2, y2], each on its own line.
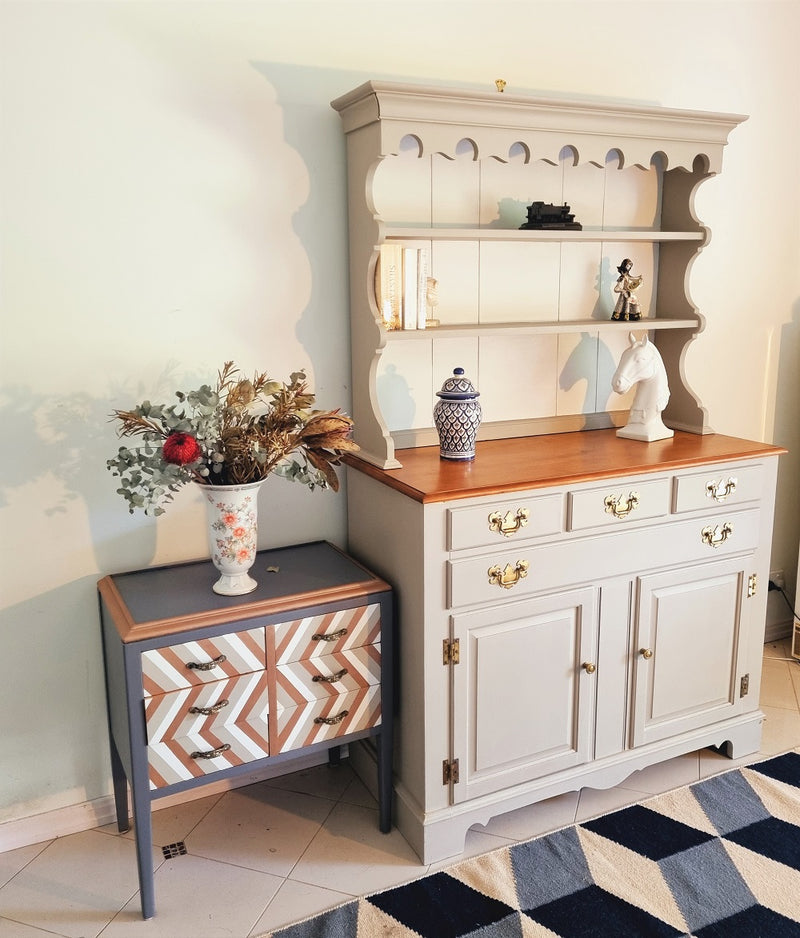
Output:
[0, 749, 335, 854]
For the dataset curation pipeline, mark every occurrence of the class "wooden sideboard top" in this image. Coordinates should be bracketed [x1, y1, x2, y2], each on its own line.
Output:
[345, 429, 786, 504]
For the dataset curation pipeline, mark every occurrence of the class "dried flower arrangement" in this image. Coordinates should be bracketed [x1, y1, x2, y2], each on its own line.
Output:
[108, 362, 358, 515]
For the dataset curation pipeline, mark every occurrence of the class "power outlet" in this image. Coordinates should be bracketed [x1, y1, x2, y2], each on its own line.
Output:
[770, 570, 786, 591]
[766, 569, 792, 641]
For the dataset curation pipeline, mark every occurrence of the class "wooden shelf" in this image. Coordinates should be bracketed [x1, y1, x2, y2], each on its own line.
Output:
[382, 316, 699, 340]
[383, 227, 705, 243]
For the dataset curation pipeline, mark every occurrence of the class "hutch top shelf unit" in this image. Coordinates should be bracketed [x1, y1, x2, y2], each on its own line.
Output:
[331, 81, 747, 469]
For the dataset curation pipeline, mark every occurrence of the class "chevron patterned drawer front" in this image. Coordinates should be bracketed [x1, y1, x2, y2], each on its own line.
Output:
[145, 672, 269, 788]
[275, 643, 381, 710]
[141, 627, 266, 696]
[274, 684, 381, 754]
[274, 604, 381, 664]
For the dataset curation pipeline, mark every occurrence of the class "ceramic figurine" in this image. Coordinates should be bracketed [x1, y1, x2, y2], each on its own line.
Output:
[426, 277, 440, 328]
[612, 258, 643, 321]
[611, 332, 674, 442]
[434, 368, 482, 459]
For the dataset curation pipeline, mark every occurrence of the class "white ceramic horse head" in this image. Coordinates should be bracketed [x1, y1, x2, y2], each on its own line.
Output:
[611, 332, 674, 442]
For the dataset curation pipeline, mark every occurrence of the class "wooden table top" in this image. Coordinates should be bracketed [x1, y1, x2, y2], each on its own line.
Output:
[345, 429, 786, 504]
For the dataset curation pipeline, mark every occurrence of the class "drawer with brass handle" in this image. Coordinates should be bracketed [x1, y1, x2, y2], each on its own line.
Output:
[145, 672, 269, 789]
[141, 627, 266, 696]
[447, 494, 563, 551]
[568, 477, 671, 532]
[274, 684, 381, 754]
[275, 643, 381, 711]
[273, 603, 381, 664]
[447, 508, 760, 609]
[673, 463, 763, 513]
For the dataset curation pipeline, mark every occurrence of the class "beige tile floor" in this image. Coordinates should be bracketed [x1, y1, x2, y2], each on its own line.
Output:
[1, 638, 799, 938]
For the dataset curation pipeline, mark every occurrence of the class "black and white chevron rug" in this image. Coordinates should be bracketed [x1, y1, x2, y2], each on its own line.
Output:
[262, 751, 800, 937]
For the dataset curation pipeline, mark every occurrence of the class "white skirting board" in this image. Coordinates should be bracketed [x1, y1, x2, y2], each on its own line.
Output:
[0, 748, 336, 854]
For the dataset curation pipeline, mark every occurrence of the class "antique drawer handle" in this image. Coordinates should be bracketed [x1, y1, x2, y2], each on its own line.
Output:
[604, 492, 639, 519]
[312, 668, 349, 684]
[640, 648, 654, 659]
[312, 628, 348, 643]
[187, 654, 227, 671]
[188, 699, 229, 715]
[582, 662, 596, 674]
[701, 522, 733, 548]
[190, 743, 231, 760]
[488, 560, 529, 589]
[487, 507, 530, 538]
[314, 710, 349, 725]
[706, 477, 737, 503]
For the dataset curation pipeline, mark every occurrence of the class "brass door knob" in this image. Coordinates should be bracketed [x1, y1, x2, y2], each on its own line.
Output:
[640, 648, 654, 659]
[582, 662, 596, 674]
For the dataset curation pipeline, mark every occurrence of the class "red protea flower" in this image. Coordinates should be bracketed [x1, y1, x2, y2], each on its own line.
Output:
[162, 432, 202, 466]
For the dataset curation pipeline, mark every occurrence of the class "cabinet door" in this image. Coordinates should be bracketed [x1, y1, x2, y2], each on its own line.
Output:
[451, 587, 598, 803]
[632, 557, 752, 748]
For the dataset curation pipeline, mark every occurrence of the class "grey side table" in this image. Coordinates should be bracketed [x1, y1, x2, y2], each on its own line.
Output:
[98, 540, 394, 919]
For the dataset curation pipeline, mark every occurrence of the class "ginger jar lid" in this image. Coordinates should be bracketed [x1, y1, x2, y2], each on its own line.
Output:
[436, 368, 480, 400]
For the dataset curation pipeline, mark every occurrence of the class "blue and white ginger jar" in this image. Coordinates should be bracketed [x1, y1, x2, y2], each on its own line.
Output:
[434, 367, 482, 460]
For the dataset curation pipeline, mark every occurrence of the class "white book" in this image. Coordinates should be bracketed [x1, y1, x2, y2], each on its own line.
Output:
[375, 244, 403, 329]
[416, 248, 428, 329]
[402, 247, 418, 330]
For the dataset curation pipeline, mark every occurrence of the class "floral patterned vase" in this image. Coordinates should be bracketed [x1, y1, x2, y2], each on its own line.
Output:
[201, 481, 263, 595]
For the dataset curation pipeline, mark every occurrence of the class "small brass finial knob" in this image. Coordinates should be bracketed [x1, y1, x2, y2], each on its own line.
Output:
[495, 79, 506, 93]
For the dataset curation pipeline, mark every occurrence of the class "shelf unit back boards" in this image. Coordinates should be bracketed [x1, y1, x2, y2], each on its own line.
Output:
[331, 81, 747, 469]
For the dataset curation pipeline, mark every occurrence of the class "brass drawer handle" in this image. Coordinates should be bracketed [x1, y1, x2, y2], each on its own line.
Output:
[488, 560, 529, 589]
[312, 668, 349, 684]
[488, 508, 530, 537]
[189, 699, 229, 715]
[604, 492, 639, 519]
[640, 648, 654, 659]
[706, 477, 737, 503]
[190, 743, 231, 760]
[701, 522, 733, 548]
[312, 628, 348, 643]
[187, 654, 227, 671]
[314, 710, 349, 726]
[582, 662, 596, 674]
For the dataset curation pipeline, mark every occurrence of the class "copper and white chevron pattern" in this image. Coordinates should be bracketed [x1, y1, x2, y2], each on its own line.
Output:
[274, 685, 381, 754]
[273, 604, 381, 665]
[146, 672, 269, 788]
[275, 643, 381, 711]
[142, 627, 266, 696]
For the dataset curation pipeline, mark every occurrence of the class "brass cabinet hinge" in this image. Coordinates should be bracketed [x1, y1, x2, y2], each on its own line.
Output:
[443, 638, 460, 666]
[740, 673, 750, 697]
[747, 574, 757, 598]
[442, 758, 460, 785]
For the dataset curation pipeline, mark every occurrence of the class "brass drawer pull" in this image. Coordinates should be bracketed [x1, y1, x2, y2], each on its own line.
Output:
[312, 668, 349, 684]
[312, 627, 348, 643]
[706, 477, 737, 503]
[190, 743, 231, 760]
[488, 560, 529, 589]
[186, 654, 227, 671]
[701, 522, 733, 548]
[582, 662, 596, 674]
[188, 699, 229, 716]
[314, 710, 349, 726]
[488, 507, 530, 537]
[604, 492, 639, 519]
[640, 648, 654, 659]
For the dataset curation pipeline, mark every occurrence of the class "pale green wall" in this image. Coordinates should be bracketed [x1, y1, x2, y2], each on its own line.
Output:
[1, 0, 798, 828]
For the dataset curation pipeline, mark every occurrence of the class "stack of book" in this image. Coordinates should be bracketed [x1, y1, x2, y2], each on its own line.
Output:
[375, 244, 429, 330]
